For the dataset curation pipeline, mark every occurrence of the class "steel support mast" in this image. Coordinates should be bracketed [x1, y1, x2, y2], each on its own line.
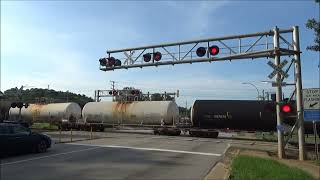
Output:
[293, 26, 305, 161]
[273, 27, 285, 159]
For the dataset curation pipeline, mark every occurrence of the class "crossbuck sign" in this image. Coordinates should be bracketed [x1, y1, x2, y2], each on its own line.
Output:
[267, 59, 289, 79]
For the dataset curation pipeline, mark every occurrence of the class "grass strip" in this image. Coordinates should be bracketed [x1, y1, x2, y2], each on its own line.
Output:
[31, 123, 58, 130]
[229, 155, 314, 180]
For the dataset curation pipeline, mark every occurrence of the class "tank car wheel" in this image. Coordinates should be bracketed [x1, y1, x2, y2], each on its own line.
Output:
[153, 129, 159, 135]
[193, 132, 200, 137]
[207, 133, 212, 138]
[175, 130, 181, 136]
[211, 132, 219, 138]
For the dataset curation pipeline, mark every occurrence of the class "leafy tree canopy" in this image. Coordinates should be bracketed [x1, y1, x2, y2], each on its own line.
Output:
[2, 87, 93, 108]
[150, 93, 174, 101]
[306, 0, 320, 51]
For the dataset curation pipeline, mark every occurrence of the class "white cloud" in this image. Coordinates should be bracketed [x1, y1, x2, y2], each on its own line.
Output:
[1, 22, 93, 91]
[164, 1, 228, 36]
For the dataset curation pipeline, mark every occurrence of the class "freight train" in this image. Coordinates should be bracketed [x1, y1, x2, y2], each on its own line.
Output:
[7, 100, 319, 138]
[8, 101, 179, 132]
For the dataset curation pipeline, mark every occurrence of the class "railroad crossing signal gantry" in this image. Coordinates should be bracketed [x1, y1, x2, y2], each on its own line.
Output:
[99, 26, 305, 161]
[99, 28, 297, 71]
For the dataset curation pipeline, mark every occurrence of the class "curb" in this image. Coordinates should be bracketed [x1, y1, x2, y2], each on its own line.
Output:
[204, 162, 229, 180]
[204, 144, 232, 180]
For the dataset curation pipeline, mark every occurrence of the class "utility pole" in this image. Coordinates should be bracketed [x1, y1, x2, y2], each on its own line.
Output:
[293, 26, 305, 160]
[274, 26, 285, 159]
[110, 81, 115, 102]
[185, 100, 188, 118]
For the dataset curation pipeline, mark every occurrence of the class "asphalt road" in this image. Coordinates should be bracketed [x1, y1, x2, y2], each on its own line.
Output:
[0, 133, 229, 180]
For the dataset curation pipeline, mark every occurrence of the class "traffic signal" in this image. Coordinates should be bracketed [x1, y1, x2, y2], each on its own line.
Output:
[196, 46, 219, 57]
[143, 53, 151, 62]
[153, 52, 162, 61]
[209, 45, 219, 56]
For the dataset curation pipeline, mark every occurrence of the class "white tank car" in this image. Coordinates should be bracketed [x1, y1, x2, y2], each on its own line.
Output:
[9, 103, 82, 123]
[82, 101, 179, 126]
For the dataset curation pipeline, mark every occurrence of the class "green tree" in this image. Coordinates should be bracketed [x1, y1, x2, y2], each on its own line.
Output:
[306, 0, 320, 51]
[178, 106, 191, 117]
[150, 93, 174, 101]
[3, 88, 94, 108]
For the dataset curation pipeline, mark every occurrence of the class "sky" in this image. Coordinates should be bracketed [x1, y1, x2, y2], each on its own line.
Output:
[1, 0, 319, 107]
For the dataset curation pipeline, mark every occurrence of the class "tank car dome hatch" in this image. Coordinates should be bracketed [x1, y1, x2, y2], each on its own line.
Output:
[82, 101, 179, 126]
[9, 103, 81, 123]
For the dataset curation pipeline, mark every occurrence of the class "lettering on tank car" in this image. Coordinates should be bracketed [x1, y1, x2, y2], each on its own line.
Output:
[214, 115, 227, 119]
[203, 113, 228, 120]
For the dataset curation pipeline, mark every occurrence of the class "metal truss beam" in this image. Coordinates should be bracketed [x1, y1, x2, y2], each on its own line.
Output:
[100, 48, 295, 71]
[106, 28, 292, 53]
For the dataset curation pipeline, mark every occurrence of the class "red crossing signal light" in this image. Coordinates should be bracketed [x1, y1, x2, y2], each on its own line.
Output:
[108, 57, 116, 66]
[115, 59, 121, 66]
[281, 103, 292, 113]
[143, 53, 151, 62]
[153, 52, 162, 61]
[209, 45, 219, 56]
[196, 47, 206, 57]
[99, 58, 108, 66]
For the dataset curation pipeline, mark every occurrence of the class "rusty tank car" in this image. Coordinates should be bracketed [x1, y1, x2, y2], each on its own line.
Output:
[9, 103, 82, 124]
[82, 101, 179, 126]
